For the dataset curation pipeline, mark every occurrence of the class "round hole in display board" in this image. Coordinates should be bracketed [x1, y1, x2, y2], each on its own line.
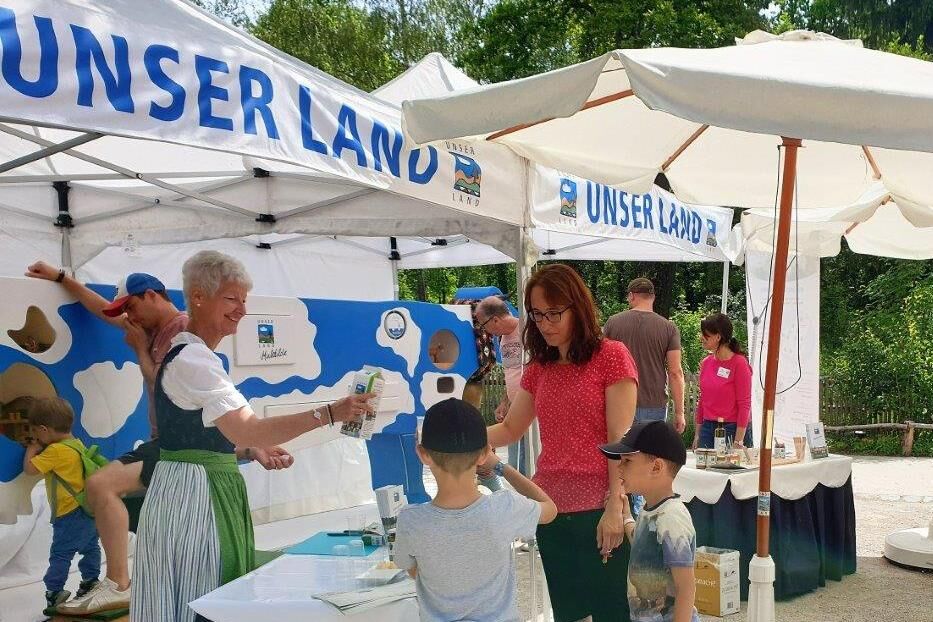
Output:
[427, 330, 459, 370]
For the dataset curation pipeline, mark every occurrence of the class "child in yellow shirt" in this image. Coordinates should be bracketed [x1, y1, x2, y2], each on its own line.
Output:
[23, 397, 101, 611]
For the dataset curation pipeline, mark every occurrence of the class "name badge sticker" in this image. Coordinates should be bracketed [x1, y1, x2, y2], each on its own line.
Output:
[717, 366, 731, 379]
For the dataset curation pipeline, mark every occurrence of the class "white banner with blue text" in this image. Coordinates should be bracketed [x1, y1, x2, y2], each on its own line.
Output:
[531, 165, 739, 262]
[0, 0, 525, 226]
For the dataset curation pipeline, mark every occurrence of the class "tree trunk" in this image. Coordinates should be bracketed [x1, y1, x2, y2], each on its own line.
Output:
[634, 261, 675, 318]
[652, 263, 676, 318]
[417, 269, 427, 302]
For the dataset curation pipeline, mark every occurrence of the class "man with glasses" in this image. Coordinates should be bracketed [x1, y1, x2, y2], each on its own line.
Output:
[475, 296, 527, 476]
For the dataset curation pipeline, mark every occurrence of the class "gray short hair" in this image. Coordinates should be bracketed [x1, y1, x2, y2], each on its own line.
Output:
[476, 296, 509, 319]
[182, 251, 253, 308]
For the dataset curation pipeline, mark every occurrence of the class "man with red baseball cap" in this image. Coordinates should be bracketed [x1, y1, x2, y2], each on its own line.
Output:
[100, 273, 172, 318]
[27, 263, 186, 438]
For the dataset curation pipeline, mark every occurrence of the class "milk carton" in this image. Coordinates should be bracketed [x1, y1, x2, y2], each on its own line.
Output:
[694, 546, 740, 617]
[340, 366, 384, 440]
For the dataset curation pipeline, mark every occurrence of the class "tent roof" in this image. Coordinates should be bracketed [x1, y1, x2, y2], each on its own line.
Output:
[374, 53, 479, 106]
[403, 31, 933, 232]
[741, 183, 933, 260]
[0, 1, 529, 275]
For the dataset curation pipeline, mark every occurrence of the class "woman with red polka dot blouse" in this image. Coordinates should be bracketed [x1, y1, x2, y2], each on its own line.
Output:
[485, 264, 638, 622]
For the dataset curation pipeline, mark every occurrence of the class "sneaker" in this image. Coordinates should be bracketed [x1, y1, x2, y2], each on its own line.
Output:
[76, 578, 99, 598]
[57, 578, 130, 615]
[45, 589, 70, 610]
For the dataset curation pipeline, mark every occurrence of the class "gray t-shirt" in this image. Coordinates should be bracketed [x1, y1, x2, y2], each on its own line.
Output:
[394, 491, 541, 622]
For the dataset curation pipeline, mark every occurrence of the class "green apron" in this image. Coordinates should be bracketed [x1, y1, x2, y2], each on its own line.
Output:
[160, 449, 255, 585]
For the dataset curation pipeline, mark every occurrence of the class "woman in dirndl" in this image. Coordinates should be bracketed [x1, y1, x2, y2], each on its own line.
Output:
[131, 250, 373, 622]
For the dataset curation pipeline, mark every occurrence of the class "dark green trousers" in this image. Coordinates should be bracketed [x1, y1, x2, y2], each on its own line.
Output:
[537, 509, 631, 622]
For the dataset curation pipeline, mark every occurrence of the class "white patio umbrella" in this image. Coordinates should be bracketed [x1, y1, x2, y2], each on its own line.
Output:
[404, 31, 933, 221]
[403, 30, 933, 622]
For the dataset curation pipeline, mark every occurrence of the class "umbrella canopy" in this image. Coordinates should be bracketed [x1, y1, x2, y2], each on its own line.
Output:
[403, 31, 933, 239]
[741, 182, 933, 260]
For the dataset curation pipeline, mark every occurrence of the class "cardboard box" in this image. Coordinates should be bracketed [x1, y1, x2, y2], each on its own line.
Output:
[695, 546, 740, 617]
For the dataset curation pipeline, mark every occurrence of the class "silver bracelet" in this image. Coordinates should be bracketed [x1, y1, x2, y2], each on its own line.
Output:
[325, 403, 334, 427]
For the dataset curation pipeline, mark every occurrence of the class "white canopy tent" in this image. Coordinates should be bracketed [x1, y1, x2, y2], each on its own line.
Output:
[0, 0, 532, 598]
[0, 0, 531, 295]
[374, 52, 480, 105]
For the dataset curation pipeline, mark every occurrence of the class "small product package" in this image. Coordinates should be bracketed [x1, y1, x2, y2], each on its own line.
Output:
[340, 366, 385, 440]
[694, 546, 740, 617]
[375, 485, 407, 563]
[805, 422, 829, 459]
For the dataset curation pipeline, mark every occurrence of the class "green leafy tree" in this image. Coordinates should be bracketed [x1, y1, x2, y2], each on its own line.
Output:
[460, 0, 768, 82]
[567, 0, 769, 57]
[370, 0, 490, 65]
[771, 0, 933, 58]
[191, 0, 255, 28]
[252, 0, 403, 90]
[458, 0, 583, 82]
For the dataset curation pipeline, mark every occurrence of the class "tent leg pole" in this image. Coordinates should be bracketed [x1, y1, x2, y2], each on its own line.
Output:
[749, 137, 801, 622]
[515, 225, 544, 619]
[390, 237, 400, 301]
[53, 181, 74, 275]
[515, 226, 537, 478]
[62, 230, 73, 275]
[721, 261, 730, 313]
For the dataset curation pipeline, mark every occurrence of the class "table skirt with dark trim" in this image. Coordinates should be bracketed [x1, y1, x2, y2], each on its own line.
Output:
[686, 475, 857, 600]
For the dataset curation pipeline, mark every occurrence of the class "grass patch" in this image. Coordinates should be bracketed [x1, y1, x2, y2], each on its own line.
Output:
[827, 429, 933, 457]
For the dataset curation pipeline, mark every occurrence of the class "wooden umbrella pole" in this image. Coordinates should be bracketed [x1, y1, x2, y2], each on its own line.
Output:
[755, 136, 801, 558]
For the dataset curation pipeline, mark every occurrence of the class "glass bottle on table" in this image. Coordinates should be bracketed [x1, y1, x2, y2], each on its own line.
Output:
[714, 418, 727, 458]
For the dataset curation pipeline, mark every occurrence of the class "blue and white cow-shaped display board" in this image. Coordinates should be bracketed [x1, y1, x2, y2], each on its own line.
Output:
[0, 277, 477, 524]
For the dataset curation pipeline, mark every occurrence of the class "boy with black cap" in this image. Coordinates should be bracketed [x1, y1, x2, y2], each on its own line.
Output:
[600, 421, 699, 622]
[394, 398, 557, 622]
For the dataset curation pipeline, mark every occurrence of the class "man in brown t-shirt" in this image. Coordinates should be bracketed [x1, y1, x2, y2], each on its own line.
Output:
[603, 278, 686, 433]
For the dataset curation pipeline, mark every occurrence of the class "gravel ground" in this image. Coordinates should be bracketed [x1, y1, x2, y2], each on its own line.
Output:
[509, 456, 933, 622]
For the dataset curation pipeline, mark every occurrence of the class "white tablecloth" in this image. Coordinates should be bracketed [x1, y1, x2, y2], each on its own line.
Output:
[189, 553, 419, 622]
[674, 454, 853, 503]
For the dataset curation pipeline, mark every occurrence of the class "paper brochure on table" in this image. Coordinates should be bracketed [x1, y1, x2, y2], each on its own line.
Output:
[315, 580, 416, 613]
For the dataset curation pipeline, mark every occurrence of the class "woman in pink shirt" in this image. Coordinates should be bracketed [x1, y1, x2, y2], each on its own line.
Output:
[692, 313, 753, 450]
[485, 264, 638, 622]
